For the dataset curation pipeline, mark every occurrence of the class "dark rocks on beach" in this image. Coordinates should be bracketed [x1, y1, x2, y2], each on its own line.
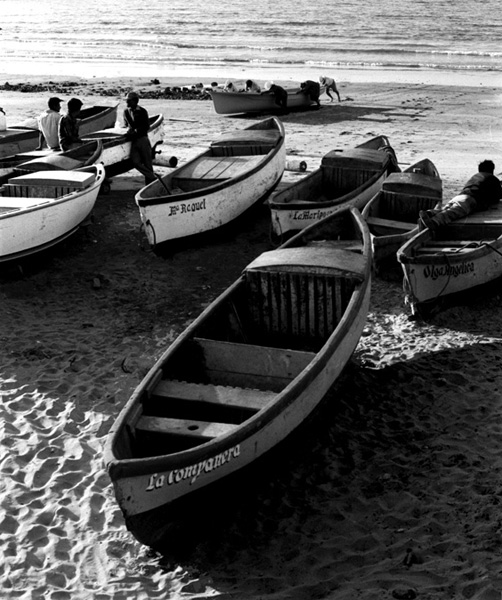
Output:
[0, 81, 212, 101]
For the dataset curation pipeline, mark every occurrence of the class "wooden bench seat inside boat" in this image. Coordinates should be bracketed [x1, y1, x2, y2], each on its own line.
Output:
[136, 415, 237, 441]
[366, 216, 416, 231]
[174, 155, 264, 185]
[382, 172, 442, 198]
[153, 379, 276, 411]
[211, 129, 281, 157]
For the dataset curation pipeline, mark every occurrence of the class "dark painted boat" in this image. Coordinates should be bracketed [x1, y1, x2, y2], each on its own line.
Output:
[104, 205, 371, 549]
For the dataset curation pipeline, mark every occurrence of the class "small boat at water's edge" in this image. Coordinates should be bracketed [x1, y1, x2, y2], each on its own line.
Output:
[268, 135, 399, 241]
[362, 158, 442, 273]
[135, 117, 285, 247]
[104, 205, 371, 549]
[397, 198, 502, 317]
[0, 164, 106, 263]
[210, 87, 320, 115]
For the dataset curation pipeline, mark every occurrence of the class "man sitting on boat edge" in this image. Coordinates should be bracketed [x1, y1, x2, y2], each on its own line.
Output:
[419, 159, 502, 231]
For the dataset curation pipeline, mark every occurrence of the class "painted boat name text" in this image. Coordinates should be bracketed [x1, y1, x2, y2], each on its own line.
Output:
[423, 262, 475, 280]
[146, 444, 241, 491]
[292, 209, 330, 222]
[168, 198, 207, 216]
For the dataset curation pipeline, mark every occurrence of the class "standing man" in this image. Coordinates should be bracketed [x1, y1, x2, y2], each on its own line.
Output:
[319, 75, 341, 102]
[123, 91, 156, 185]
[37, 97, 63, 150]
[58, 97, 84, 151]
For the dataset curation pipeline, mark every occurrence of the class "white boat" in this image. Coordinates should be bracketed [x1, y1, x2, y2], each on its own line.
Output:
[82, 114, 164, 177]
[397, 200, 502, 317]
[135, 117, 285, 248]
[0, 164, 105, 262]
[268, 135, 399, 241]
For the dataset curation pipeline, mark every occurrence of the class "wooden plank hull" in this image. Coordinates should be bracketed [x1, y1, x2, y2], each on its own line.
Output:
[104, 206, 371, 548]
[0, 164, 105, 262]
[0, 105, 118, 158]
[210, 88, 316, 115]
[397, 202, 502, 313]
[362, 158, 442, 270]
[135, 117, 285, 246]
[269, 135, 399, 240]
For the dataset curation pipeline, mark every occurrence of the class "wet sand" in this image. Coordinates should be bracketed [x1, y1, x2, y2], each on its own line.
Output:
[1, 75, 502, 599]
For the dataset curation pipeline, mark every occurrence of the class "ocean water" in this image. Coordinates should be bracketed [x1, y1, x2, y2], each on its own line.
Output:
[1, 0, 501, 79]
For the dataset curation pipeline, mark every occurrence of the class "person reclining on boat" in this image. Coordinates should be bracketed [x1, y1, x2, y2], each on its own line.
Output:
[419, 160, 502, 231]
[37, 96, 63, 150]
[298, 80, 321, 108]
[319, 75, 341, 102]
[245, 79, 261, 93]
[261, 82, 288, 110]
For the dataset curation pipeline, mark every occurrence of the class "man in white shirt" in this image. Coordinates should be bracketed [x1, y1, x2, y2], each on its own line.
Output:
[36, 97, 63, 150]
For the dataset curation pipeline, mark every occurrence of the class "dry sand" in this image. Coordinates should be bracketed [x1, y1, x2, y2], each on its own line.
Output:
[1, 74, 502, 599]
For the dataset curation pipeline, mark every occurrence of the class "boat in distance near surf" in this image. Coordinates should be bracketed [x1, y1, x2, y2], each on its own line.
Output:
[104, 204, 371, 549]
[268, 135, 399, 242]
[0, 104, 118, 158]
[362, 158, 442, 273]
[135, 117, 285, 248]
[210, 87, 321, 115]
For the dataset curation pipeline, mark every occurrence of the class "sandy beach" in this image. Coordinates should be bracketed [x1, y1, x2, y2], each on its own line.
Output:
[1, 71, 502, 599]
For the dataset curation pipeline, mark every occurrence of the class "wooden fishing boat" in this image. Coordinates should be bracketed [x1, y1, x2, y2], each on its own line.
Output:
[210, 87, 320, 115]
[0, 163, 106, 262]
[135, 117, 285, 247]
[362, 158, 442, 272]
[104, 205, 371, 548]
[268, 135, 399, 241]
[0, 104, 118, 158]
[0, 140, 103, 184]
[82, 114, 164, 178]
[397, 200, 502, 316]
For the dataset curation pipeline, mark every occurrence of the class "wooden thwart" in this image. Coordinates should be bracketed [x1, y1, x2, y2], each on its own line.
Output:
[136, 415, 237, 440]
[154, 379, 276, 411]
[366, 216, 416, 231]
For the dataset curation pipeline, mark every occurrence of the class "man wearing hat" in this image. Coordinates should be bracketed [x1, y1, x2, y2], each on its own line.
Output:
[58, 97, 84, 152]
[123, 91, 156, 185]
[36, 97, 63, 150]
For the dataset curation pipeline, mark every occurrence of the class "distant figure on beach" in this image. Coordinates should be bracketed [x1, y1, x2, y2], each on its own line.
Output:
[58, 97, 84, 152]
[37, 97, 63, 150]
[224, 80, 239, 93]
[261, 81, 288, 110]
[123, 91, 156, 186]
[245, 79, 261, 93]
[319, 75, 341, 102]
[298, 80, 321, 108]
[419, 159, 502, 231]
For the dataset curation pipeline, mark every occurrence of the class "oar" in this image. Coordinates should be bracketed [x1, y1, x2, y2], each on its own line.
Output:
[155, 173, 171, 195]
